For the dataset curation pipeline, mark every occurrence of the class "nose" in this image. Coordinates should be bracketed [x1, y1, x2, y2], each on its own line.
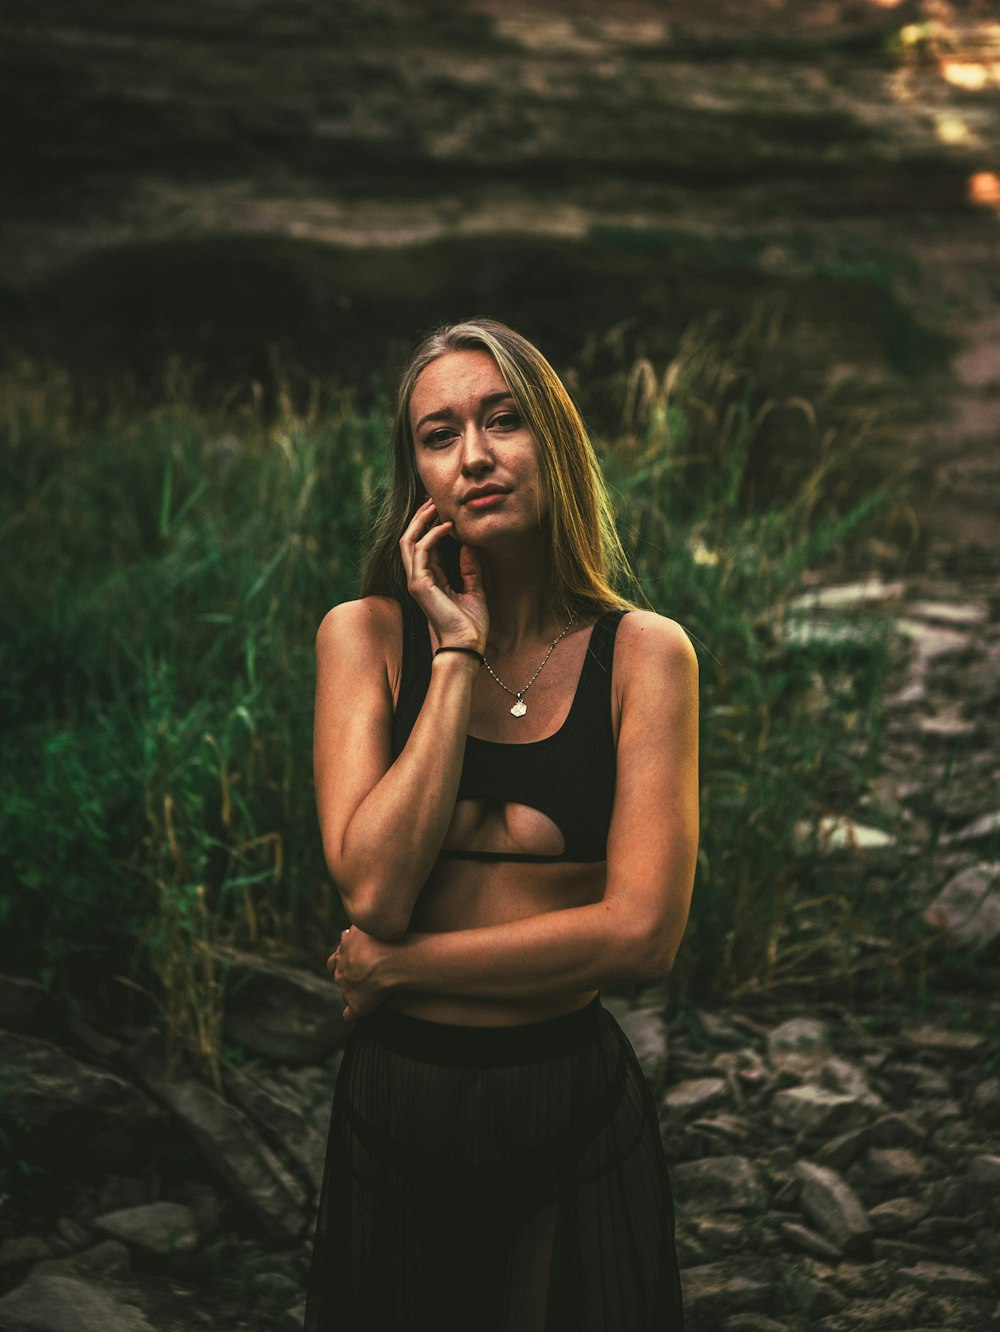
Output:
[459, 424, 494, 476]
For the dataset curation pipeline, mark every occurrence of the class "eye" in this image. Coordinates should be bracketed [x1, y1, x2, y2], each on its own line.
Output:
[489, 411, 522, 431]
[422, 427, 455, 449]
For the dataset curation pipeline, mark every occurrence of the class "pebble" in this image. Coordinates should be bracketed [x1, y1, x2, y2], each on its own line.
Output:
[794, 1161, 874, 1256]
[662, 1077, 729, 1117]
[771, 1086, 873, 1138]
[94, 1202, 200, 1258]
[0, 1236, 54, 1269]
[867, 1197, 931, 1235]
[897, 1262, 992, 1294]
[865, 1146, 927, 1184]
[779, 1219, 844, 1260]
[671, 1155, 766, 1215]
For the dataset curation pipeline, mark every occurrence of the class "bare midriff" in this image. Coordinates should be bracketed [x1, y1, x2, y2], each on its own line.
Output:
[387, 852, 606, 1027]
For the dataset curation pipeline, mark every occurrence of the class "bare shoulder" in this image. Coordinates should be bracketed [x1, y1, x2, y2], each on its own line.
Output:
[616, 609, 698, 685]
[316, 596, 401, 657]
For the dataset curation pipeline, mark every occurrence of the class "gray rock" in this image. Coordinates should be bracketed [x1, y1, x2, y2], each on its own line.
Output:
[225, 1059, 338, 1194]
[924, 862, 1000, 947]
[690, 1216, 746, 1253]
[766, 1018, 831, 1078]
[72, 1242, 131, 1276]
[894, 618, 970, 661]
[897, 1261, 991, 1294]
[787, 579, 905, 613]
[879, 1060, 952, 1098]
[779, 1220, 843, 1260]
[680, 1263, 769, 1320]
[712, 1047, 773, 1101]
[783, 620, 885, 650]
[0, 1272, 154, 1332]
[221, 948, 348, 1063]
[867, 1196, 931, 1235]
[94, 1202, 199, 1258]
[54, 1219, 89, 1251]
[941, 812, 1000, 849]
[820, 1057, 883, 1111]
[151, 1075, 308, 1243]
[901, 1023, 986, 1055]
[809, 1299, 925, 1331]
[662, 1077, 729, 1118]
[96, 1178, 146, 1215]
[281, 1303, 307, 1332]
[618, 1005, 669, 1092]
[0, 1238, 54, 1270]
[795, 815, 895, 856]
[886, 679, 927, 710]
[923, 1097, 963, 1124]
[771, 1086, 873, 1138]
[864, 1147, 926, 1185]
[0, 1032, 161, 1171]
[917, 710, 979, 742]
[687, 1113, 754, 1148]
[672, 1155, 765, 1215]
[969, 1153, 1000, 1184]
[970, 1077, 1000, 1120]
[694, 1011, 743, 1046]
[868, 1112, 926, 1150]
[794, 1160, 873, 1256]
[815, 1126, 873, 1170]
[907, 599, 988, 626]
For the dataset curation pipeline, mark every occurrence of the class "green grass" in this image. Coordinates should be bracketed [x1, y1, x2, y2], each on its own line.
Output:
[1, 325, 899, 1073]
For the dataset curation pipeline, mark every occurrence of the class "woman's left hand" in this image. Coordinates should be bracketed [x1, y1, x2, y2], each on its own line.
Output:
[328, 926, 389, 1021]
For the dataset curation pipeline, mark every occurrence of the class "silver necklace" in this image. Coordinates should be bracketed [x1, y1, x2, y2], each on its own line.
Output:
[482, 612, 576, 718]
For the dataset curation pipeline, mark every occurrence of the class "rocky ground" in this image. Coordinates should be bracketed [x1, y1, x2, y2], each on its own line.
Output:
[1, 566, 998, 1331]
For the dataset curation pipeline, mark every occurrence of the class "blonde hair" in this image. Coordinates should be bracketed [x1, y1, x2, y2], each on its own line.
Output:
[362, 319, 638, 613]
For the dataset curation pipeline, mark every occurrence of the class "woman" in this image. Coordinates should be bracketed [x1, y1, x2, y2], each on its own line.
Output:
[305, 319, 697, 1331]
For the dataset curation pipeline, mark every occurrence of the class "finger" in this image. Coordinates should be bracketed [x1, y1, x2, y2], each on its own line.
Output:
[409, 521, 456, 591]
[458, 542, 483, 594]
[414, 519, 454, 553]
[400, 500, 441, 550]
[403, 511, 451, 586]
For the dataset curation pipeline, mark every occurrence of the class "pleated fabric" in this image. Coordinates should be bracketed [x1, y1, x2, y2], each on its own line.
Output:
[304, 997, 684, 1331]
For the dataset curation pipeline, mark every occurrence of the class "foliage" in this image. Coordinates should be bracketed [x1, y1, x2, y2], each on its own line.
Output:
[594, 320, 893, 999]
[0, 324, 897, 1072]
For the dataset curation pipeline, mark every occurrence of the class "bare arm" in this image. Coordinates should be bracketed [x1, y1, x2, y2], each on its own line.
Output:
[333, 612, 698, 1008]
[314, 501, 488, 939]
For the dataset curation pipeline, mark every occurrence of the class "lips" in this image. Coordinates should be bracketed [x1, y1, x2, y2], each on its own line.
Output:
[462, 485, 509, 507]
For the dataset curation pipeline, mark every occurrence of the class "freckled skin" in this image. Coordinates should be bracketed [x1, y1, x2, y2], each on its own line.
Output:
[408, 349, 550, 548]
[316, 347, 699, 1026]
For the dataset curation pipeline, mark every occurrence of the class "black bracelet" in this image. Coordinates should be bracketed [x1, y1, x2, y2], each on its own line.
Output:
[434, 646, 485, 666]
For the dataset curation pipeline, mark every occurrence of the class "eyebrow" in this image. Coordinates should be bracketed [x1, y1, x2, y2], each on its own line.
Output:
[413, 390, 516, 435]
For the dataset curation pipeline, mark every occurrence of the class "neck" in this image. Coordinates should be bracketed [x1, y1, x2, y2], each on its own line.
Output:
[477, 535, 566, 651]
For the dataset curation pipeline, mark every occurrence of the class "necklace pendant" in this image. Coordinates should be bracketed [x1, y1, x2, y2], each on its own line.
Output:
[510, 699, 527, 718]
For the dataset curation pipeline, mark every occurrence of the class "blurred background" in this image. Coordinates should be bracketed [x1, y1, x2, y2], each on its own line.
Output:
[3, 0, 998, 486]
[2, 2, 999, 1326]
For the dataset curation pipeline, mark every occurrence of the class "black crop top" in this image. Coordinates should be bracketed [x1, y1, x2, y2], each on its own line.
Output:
[391, 596, 626, 864]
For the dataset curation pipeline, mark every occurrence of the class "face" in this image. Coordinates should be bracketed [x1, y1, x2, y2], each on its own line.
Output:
[408, 349, 549, 543]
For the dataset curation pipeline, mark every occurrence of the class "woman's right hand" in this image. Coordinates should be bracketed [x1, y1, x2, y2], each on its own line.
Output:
[400, 499, 489, 651]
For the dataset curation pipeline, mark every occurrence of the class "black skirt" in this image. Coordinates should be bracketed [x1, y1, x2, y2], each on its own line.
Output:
[304, 997, 684, 1332]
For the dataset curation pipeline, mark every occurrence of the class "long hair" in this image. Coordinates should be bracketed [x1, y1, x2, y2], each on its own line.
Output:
[361, 319, 638, 614]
